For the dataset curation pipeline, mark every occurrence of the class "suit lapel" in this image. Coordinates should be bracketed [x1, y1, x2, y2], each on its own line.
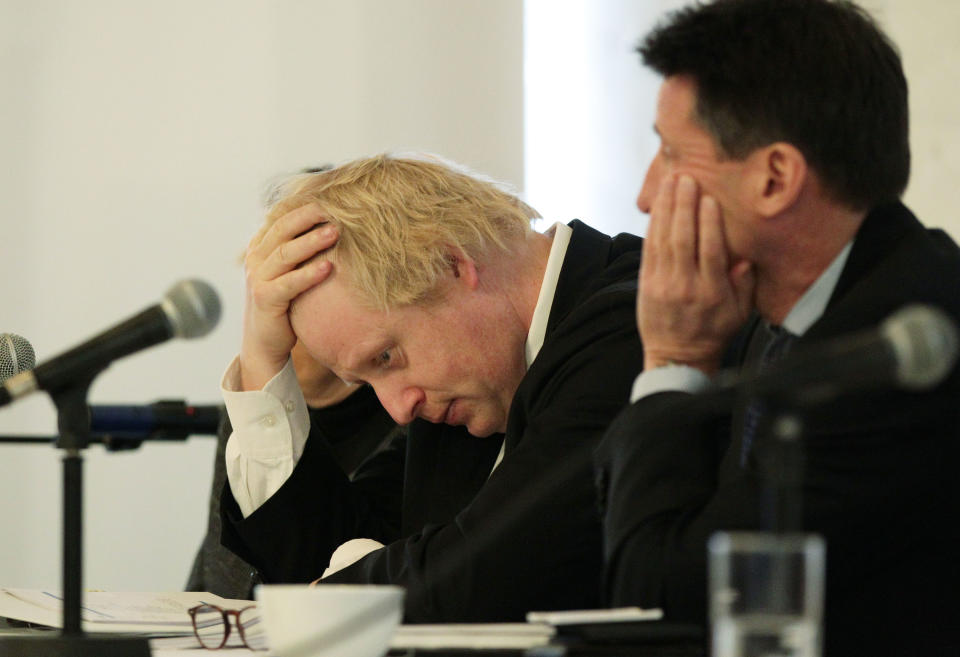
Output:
[804, 202, 926, 342]
[721, 202, 926, 481]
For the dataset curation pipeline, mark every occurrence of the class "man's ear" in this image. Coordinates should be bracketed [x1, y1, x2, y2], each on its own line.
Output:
[446, 247, 480, 289]
[746, 142, 808, 218]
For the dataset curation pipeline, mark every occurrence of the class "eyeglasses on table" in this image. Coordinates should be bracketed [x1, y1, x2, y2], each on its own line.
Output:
[187, 603, 267, 651]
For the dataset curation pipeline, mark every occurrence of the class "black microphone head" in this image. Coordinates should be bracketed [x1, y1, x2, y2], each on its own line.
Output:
[161, 279, 222, 339]
[882, 304, 959, 390]
[0, 333, 35, 382]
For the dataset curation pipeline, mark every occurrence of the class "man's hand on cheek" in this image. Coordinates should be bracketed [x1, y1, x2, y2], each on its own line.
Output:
[637, 174, 755, 375]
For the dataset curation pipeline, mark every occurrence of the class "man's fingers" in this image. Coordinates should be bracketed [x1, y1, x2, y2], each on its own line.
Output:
[699, 195, 756, 317]
[260, 259, 333, 310]
[697, 195, 728, 276]
[257, 223, 339, 282]
[643, 174, 678, 278]
[671, 174, 699, 271]
[251, 203, 328, 257]
[277, 224, 336, 266]
[638, 183, 757, 374]
[272, 203, 329, 241]
[649, 175, 677, 249]
[247, 222, 270, 253]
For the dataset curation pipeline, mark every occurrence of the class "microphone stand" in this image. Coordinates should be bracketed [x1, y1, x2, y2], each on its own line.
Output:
[760, 403, 805, 534]
[749, 394, 809, 624]
[0, 375, 150, 656]
[0, 399, 222, 451]
[0, 431, 202, 451]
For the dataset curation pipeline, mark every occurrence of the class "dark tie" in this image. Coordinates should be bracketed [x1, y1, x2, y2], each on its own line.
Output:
[739, 324, 797, 466]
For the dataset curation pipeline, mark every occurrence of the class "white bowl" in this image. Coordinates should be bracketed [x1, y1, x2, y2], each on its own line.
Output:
[255, 584, 404, 657]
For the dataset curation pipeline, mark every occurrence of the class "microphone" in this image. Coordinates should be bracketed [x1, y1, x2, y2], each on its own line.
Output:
[0, 280, 221, 407]
[89, 400, 223, 440]
[0, 401, 222, 449]
[719, 304, 959, 405]
[0, 333, 35, 382]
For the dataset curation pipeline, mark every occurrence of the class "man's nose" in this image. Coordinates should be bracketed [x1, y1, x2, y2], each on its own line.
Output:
[375, 384, 425, 425]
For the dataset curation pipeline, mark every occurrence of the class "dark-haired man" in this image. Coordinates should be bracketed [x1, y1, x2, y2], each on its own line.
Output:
[596, 0, 960, 654]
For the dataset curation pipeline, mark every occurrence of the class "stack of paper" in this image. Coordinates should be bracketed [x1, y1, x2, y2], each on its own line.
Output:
[390, 622, 555, 650]
[527, 606, 664, 625]
[388, 607, 664, 651]
[0, 588, 258, 648]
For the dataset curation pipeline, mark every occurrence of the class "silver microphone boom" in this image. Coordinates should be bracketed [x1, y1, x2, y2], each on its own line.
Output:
[883, 304, 959, 390]
[0, 280, 220, 407]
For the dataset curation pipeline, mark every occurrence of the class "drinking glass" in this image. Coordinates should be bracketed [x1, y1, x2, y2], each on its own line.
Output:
[709, 532, 825, 657]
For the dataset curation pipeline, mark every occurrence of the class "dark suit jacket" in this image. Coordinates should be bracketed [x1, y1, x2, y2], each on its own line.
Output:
[221, 220, 644, 622]
[187, 386, 397, 599]
[596, 203, 960, 656]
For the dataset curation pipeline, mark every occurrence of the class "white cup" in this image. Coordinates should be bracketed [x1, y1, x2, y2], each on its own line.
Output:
[255, 584, 404, 657]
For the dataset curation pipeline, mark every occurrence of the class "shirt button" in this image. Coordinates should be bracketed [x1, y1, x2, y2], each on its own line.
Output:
[284, 400, 295, 413]
[261, 414, 276, 427]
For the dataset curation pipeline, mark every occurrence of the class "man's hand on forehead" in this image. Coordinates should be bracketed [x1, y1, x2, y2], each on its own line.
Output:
[238, 203, 340, 392]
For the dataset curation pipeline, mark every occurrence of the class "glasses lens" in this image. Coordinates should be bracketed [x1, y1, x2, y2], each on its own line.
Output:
[192, 605, 227, 649]
[237, 606, 268, 651]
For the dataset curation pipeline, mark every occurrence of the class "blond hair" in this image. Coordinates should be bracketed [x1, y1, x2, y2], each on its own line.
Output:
[265, 154, 540, 310]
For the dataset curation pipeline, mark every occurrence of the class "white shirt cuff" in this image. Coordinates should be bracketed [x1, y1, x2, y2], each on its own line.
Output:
[222, 356, 311, 518]
[321, 539, 385, 578]
[630, 364, 714, 403]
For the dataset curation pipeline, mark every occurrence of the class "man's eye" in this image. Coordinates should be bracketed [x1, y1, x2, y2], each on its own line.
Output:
[376, 349, 392, 367]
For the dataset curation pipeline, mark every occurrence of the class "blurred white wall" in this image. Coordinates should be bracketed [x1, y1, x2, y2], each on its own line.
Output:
[0, 0, 521, 592]
[868, 0, 960, 234]
[524, 0, 689, 236]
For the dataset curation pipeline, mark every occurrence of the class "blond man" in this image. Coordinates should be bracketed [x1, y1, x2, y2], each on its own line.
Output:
[219, 154, 644, 621]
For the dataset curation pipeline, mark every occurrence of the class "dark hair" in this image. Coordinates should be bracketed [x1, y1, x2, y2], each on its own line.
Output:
[638, 0, 909, 210]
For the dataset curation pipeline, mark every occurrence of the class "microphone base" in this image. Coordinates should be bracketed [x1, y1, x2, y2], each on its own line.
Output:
[0, 634, 151, 656]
